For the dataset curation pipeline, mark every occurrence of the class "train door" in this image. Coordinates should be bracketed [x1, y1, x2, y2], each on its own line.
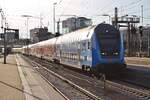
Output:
[77, 41, 81, 66]
[80, 40, 92, 69]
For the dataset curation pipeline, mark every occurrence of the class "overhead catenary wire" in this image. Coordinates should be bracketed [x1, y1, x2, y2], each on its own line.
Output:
[56, 0, 150, 26]
[119, 0, 150, 14]
[92, 0, 116, 17]
[91, 0, 143, 19]
[59, 0, 72, 16]
[127, 7, 150, 15]
[58, 0, 63, 4]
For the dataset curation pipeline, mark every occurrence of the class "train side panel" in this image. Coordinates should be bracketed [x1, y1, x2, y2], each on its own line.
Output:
[56, 27, 94, 69]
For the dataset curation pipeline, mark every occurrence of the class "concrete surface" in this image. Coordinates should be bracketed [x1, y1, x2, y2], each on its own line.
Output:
[0, 54, 25, 100]
[16, 54, 66, 100]
[126, 57, 150, 67]
[0, 54, 67, 100]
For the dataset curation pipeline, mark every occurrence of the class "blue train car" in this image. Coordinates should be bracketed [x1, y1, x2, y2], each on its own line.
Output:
[22, 23, 126, 74]
[55, 23, 126, 73]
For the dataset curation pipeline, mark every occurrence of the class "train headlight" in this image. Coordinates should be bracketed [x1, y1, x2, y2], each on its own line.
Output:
[101, 52, 106, 55]
[114, 52, 118, 55]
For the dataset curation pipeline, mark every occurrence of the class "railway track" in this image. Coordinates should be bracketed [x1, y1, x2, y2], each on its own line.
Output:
[23, 55, 150, 100]
[105, 80, 150, 99]
[22, 55, 102, 100]
[123, 68, 150, 89]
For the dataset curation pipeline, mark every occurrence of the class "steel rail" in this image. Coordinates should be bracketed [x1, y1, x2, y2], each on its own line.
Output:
[31, 60, 102, 100]
[23, 55, 150, 100]
[21, 55, 70, 100]
[106, 80, 150, 99]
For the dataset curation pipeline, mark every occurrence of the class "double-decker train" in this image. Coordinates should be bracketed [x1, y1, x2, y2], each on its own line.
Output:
[22, 23, 126, 74]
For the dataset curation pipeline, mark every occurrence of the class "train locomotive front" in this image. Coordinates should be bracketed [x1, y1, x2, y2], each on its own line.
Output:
[92, 24, 126, 73]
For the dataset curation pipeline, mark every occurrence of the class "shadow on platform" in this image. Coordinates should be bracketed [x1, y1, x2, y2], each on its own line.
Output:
[0, 80, 43, 100]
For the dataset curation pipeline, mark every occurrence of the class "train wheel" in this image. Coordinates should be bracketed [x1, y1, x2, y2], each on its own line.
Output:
[86, 66, 91, 72]
[82, 65, 85, 71]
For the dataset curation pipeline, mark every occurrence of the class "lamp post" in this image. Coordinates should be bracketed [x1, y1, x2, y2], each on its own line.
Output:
[21, 15, 32, 55]
[0, 9, 7, 64]
[146, 24, 150, 57]
[148, 30, 150, 57]
[139, 5, 143, 57]
[21, 15, 32, 39]
[53, 2, 57, 34]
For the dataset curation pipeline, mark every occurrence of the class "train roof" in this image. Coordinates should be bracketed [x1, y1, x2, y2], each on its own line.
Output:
[31, 37, 57, 47]
[22, 23, 114, 48]
[38, 38, 57, 46]
[56, 25, 96, 44]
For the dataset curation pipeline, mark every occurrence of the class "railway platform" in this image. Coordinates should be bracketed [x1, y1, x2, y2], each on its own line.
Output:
[126, 57, 150, 73]
[126, 57, 150, 67]
[0, 54, 66, 100]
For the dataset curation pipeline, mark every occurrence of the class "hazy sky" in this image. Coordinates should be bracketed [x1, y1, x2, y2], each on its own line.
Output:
[0, 0, 150, 38]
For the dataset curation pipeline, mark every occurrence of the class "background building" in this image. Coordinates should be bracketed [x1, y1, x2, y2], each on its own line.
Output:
[62, 17, 92, 33]
[0, 31, 20, 51]
[30, 27, 55, 43]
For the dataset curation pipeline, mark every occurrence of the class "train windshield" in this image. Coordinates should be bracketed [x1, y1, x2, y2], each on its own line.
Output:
[94, 24, 120, 57]
[99, 33, 120, 51]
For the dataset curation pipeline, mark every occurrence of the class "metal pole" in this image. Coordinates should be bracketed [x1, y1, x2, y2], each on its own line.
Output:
[27, 18, 29, 38]
[127, 22, 130, 56]
[108, 16, 111, 24]
[40, 14, 42, 28]
[75, 16, 77, 30]
[114, 7, 118, 28]
[148, 32, 150, 57]
[56, 18, 60, 35]
[4, 28, 6, 64]
[140, 5, 143, 57]
[141, 5, 143, 26]
[53, 3, 57, 34]
[26, 17, 29, 55]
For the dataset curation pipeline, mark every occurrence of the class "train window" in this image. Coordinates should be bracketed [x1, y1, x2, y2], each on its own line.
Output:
[74, 54, 76, 60]
[82, 42, 86, 51]
[66, 53, 67, 59]
[63, 53, 64, 58]
[64, 53, 66, 58]
[75, 54, 77, 60]
[81, 56, 84, 61]
[73, 54, 74, 60]
[78, 42, 80, 49]
[67, 53, 68, 59]
[88, 41, 91, 49]
[72, 54, 73, 60]
[84, 56, 87, 61]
